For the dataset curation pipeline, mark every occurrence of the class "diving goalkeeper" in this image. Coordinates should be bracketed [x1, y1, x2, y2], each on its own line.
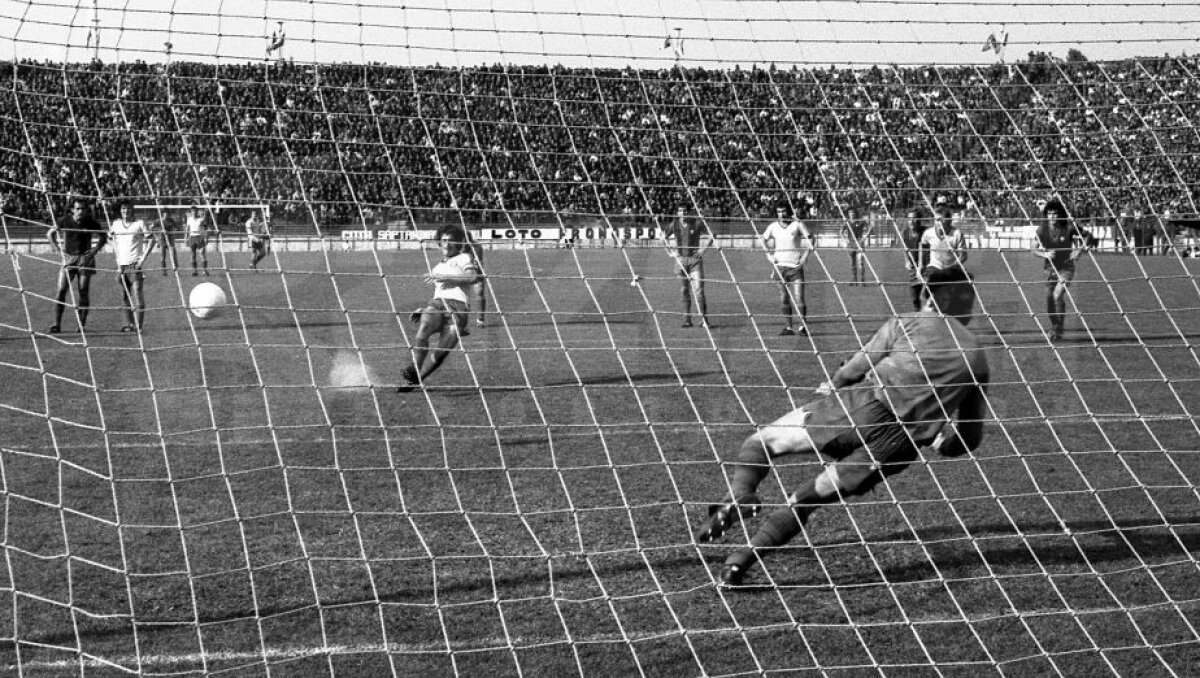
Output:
[695, 265, 990, 587]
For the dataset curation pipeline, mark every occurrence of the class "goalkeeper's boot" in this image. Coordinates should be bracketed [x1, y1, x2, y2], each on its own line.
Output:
[719, 549, 757, 588]
[696, 494, 760, 543]
[396, 364, 421, 393]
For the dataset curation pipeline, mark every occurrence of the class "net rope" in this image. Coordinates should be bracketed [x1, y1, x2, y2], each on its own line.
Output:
[1, 1, 1199, 675]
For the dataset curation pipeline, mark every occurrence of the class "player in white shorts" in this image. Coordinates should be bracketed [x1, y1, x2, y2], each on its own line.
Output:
[108, 200, 156, 332]
[762, 204, 815, 336]
[246, 211, 272, 270]
[397, 228, 484, 392]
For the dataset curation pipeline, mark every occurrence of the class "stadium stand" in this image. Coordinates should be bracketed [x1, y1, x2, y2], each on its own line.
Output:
[1, 56, 1196, 245]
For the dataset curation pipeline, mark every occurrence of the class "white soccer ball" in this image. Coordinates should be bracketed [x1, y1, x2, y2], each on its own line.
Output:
[189, 282, 228, 319]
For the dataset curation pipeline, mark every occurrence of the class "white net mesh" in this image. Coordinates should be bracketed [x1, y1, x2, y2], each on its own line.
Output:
[1, 1, 1199, 675]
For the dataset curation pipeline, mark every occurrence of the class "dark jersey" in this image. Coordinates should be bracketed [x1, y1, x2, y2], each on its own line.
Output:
[843, 218, 870, 250]
[56, 214, 106, 256]
[665, 217, 708, 258]
[834, 311, 990, 443]
[1036, 223, 1096, 270]
[901, 226, 927, 270]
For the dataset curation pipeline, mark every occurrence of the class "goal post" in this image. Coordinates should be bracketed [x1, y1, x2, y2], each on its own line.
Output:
[0, 2, 1198, 677]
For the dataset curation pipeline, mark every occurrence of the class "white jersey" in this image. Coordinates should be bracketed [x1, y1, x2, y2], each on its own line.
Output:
[186, 214, 207, 237]
[432, 252, 477, 304]
[109, 218, 151, 266]
[921, 227, 967, 270]
[763, 219, 813, 268]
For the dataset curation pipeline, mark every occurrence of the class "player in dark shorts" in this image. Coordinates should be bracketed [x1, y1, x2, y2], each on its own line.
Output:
[664, 204, 716, 328]
[841, 208, 873, 285]
[156, 212, 179, 274]
[694, 266, 990, 587]
[48, 198, 108, 334]
[1032, 199, 1097, 342]
[899, 209, 928, 310]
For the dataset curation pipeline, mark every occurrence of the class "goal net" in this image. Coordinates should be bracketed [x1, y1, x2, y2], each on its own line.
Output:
[1, 1, 1198, 675]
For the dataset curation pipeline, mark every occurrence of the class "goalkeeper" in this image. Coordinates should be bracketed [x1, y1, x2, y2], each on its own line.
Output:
[695, 266, 990, 587]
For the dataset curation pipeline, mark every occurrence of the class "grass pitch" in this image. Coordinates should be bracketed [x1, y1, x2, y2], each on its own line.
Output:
[1, 243, 1198, 676]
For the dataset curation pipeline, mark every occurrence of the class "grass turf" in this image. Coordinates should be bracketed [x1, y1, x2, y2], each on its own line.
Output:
[1, 243, 1198, 676]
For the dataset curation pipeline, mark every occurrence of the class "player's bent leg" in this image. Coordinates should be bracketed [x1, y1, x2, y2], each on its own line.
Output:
[419, 326, 461, 381]
[697, 409, 817, 544]
[721, 399, 918, 587]
[400, 309, 442, 389]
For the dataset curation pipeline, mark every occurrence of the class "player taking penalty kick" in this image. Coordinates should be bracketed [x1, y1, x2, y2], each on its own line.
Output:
[695, 266, 990, 587]
[397, 229, 484, 392]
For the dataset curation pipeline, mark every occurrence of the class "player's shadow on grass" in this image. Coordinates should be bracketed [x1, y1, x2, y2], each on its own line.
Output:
[808, 516, 1200, 587]
[27, 515, 1200, 647]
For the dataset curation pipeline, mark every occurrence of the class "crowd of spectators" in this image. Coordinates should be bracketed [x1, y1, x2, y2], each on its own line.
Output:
[0, 55, 1197, 234]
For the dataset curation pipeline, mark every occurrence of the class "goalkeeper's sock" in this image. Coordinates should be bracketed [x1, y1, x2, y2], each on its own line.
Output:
[749, 478, 836, 550]
[730, 437, 772, 500]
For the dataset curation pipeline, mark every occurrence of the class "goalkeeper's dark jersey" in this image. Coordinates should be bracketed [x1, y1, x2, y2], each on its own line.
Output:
[833, 311, 989, 444]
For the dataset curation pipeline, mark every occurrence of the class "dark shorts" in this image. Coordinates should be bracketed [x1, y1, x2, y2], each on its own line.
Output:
[777, 265, 805, 284]
[1046, 265, 1075, 287]
[250, 236, 270, 251]
[62, 254, 96, 276]
[411, 298, 469, 330]
[803, 388, 921, 474]
[187, 235, 207, 249]
[676, 258, 703, 277]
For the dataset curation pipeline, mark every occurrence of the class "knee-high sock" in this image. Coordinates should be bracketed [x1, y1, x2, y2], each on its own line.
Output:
[727, 477, 836, 568]
[730, 437, 772, 501]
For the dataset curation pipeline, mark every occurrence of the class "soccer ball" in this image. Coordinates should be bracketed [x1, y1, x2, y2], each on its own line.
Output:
[189, 282, 228, 319]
